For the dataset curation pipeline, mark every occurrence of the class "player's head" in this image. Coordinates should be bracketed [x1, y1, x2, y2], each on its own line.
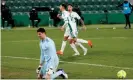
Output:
[67, 4, 73, 12]
[59, 3, 67, 11]
[2, 1, 5, 5]
[37, 28, 46, 39]
[68, 4, 73, 12]
[32, 8, 35, 11]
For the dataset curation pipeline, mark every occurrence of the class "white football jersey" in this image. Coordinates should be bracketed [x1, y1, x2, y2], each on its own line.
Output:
[61, 10, 70, 23]
[61, 10, 78, 32]
[69, 11, 81, 24]
[61, 10, 70, 31]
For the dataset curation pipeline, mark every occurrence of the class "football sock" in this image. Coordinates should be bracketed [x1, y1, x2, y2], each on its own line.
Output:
[61, 41, 67, 52]
[77, 39, 88, 43]
[75, 42, 86, 50]
[70, 43, 80, 54]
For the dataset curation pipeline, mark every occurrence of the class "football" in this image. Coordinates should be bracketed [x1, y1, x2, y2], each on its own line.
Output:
[117, 70, 127, 79]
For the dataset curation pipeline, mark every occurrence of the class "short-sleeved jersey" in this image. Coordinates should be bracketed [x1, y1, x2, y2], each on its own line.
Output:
[69, 11, 81, 23]
[61, 10, 78, 32]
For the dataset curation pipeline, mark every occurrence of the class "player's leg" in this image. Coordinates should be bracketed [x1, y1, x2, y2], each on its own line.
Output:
[73, 37, 88, 55]
[75, 42, 88, 55]
[42, 60, 68, 79]
[31, 20, 35, 28]
[35, 18, 41, 27]
[61, 36, 68, 52]
[10, 19, 15, 28]
[57, 29, 70, 55]
[46, 69, 68, 79]
[76, 38, 93, 48]
[71, 31, 88, 55]
[2, 19, 5, 28]
[51, 59, 68, 79]
[72, 24, 92, 48]
[75, 40, 86, 50]
[68, 31, 80, 56]
[7, 19, 10, 27]
[124, 14, 128, 29]
[57, 36, 68, 55]
[127, 13, 131, 29]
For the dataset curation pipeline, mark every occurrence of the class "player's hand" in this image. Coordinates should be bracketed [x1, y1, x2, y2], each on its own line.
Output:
[36, 65, 42, 74]
[57, 14, 60, 18]
[82, 26, 86, 31]
[57, 14, 62, 19]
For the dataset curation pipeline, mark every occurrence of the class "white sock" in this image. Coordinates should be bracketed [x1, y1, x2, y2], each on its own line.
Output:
[75, 42, 86, 50]
[70, 43, 80, 54]
[51, 70, 62, 79]
[77, 39, 88, 43]
[61, 41, 67, 52]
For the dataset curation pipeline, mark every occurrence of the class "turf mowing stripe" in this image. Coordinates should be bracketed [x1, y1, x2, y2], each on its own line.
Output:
[2, 56, 133, 70]
[1, 37, 129, 43]
[2, 24, 133, 30]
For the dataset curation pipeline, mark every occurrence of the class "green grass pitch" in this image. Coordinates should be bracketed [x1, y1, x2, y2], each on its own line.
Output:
[1, 24, 133, 79]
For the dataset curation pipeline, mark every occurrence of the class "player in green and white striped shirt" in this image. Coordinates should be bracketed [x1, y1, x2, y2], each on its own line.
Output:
[67, 4, 93, 55]
[57, 4, 92, 56]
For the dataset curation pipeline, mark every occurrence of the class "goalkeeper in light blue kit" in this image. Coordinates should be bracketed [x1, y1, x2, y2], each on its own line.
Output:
[36, 28, 68, 79]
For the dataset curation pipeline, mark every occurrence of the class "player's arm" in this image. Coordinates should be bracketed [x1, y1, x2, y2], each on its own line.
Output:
[57, 14, 63, 19]
[36, 53, 44, 79]
[60, 17, 68, 31]
[79, 19, 85, 26]
[44, 43, 55, 79]
[39, 52, 45, 66]
[36, 43, 46, 75]
[80, 19, 86, 30]
[129, 3, 133, 12]
[36, 51, 44, 74]
[75, 13, 86, 30]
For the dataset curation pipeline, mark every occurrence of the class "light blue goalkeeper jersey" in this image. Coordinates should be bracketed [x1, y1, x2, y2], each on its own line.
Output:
[39, 37, 59, 65]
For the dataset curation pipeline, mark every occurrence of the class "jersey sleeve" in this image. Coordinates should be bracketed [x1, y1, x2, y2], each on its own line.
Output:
[129, 2, 133, 10]
[40, 50, 45, 64]
[39, 43, 45, 64]
[75, 12, 81, 20]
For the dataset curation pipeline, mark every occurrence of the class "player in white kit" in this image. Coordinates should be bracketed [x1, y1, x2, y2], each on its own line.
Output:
[67, 4, 93, 55]
[57, 4, 93, 56]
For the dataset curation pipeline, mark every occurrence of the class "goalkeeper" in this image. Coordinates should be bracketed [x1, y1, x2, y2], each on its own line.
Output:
[36, 28, 68, 79]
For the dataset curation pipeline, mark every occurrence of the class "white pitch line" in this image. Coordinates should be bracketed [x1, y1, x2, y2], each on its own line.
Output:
[2, 56, 133, 70]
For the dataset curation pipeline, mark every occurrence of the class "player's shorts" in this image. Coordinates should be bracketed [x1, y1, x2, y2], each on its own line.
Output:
[64, 23, 78, 39]
[40, 59, 59, 76]
[64, 27, 70, 37]
[68, 31, 78, 39]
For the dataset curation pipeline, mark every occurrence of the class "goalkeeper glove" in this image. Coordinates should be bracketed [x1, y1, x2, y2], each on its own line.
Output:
[36, 65, 42, 74]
